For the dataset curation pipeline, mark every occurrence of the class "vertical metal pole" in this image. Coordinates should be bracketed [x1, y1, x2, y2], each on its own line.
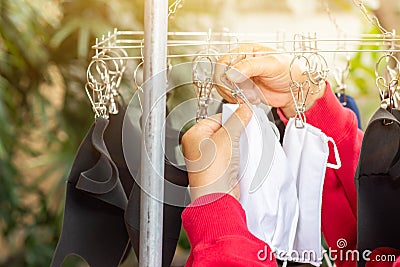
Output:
[140, 0, 168, 266]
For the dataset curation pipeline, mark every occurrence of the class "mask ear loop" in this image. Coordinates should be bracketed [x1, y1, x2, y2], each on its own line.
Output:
[326, 137, 342, 169]
[133, 39, 145, 112]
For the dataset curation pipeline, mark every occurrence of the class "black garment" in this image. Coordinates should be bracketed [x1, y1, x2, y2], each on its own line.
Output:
[51, 116, 131, 267]
[124, 118, 190, 267]
[356, 108, 400, 267]
[271, 108, 285, 144]
[52, 105, 189, 267]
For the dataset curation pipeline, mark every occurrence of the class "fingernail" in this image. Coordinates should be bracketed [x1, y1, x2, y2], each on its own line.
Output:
[226, 68, 244, 83]
[243, 89, 261, 106]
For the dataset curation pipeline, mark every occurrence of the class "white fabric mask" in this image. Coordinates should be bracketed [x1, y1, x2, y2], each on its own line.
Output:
[222, 104, 299, 257]
[222, 105, 341, 266]
[283, 118, 341, 266]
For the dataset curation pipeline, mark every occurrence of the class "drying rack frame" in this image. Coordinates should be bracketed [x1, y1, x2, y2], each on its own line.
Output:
[91, 28, 400, 61]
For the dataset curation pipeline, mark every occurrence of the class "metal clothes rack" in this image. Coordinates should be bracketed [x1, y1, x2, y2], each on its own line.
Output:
[92, 29, 400, 60]
[84, 2, 400, 267]
[139, 1, 167, 267]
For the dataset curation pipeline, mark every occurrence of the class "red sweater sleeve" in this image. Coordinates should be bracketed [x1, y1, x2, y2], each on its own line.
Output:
[279, 83, 363, 267]
[182, 193, 277, 267]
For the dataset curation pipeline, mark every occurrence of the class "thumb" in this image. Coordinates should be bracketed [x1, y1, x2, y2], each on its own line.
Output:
[184, 113, 222, 140]
[225, 55, 289, 83]
[222, 104, 253, 141]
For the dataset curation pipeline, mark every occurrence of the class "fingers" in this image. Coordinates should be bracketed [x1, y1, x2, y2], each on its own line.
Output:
[225, 55, 288, 83]
[195, 113, 222, 136]
[182, 113, 222, 143]
[215, 44, 274, 84]
[214, 44, 300, 107]
[182, 114, 222, 168]
[221, 104, 253, 141]
[214, 62, 237, 103]
[217, 43, 275, 64]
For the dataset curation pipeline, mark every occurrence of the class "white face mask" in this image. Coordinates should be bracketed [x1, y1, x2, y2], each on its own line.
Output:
[222, 104, 300, 257]
[221, 105, 341, 266]
[283, 118, 341, 266]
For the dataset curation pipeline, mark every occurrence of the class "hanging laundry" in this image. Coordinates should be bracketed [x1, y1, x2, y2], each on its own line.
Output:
[222, 104, 341, 266]
[222, 104, 300, 262]
[336, 93, 362, 129]
[51, 110, 132, 267]
[283, 118, 341, 266]
[52, 103, 190, 267]
[124, 106, 190, 267]
[356, 108, 400, 267]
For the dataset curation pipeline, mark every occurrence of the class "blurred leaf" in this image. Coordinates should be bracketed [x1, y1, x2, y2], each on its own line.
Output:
[78, 27, 90, 58]
[0, 0, 144, 266]
[50, 18, 82, 48]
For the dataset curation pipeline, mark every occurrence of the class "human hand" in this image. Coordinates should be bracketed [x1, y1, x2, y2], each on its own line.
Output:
[181, 104, 252, 201]
[213, 44, 326, 118]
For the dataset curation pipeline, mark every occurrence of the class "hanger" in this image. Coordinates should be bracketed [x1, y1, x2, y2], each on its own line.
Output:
[192, 29, 218, 122]
[91, 29, 400, 61]
[353, 0, 400, 116]
[320, 0, 351, 105]
[375, 38, 400, 116]
[85, 33, 128, 119]
[289, 33, 314, 128]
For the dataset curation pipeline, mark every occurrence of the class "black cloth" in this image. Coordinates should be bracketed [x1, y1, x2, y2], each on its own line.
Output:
[356, 108, 400, 267]
[51, 115, 131, 266]
[271, 108, 285, 144]
[52, 103, 189, 266]
[124, 118, 190, 267]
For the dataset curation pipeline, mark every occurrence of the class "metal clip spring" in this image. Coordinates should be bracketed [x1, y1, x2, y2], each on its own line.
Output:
[289, 52, 312, 128]
[193, 55, 215, 122]
[375, 50, 400, 113]
[85, 47, 128, 119]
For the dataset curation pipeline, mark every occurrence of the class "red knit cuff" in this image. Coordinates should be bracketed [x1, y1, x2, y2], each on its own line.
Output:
[182, 193, 252, 247]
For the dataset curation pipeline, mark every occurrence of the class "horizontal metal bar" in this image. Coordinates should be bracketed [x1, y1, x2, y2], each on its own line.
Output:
[93, 42, 400, 51]
[91, 28, 400, 50]
[112, 38, 400, 45]
[90, 49, 400, 61]
[92, 39, 400, 51]
[115, 29, 400, 39]
[94, 37, 400, 45]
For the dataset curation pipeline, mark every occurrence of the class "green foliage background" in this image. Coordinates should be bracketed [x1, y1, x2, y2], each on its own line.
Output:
[0, 1, 142, 266]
